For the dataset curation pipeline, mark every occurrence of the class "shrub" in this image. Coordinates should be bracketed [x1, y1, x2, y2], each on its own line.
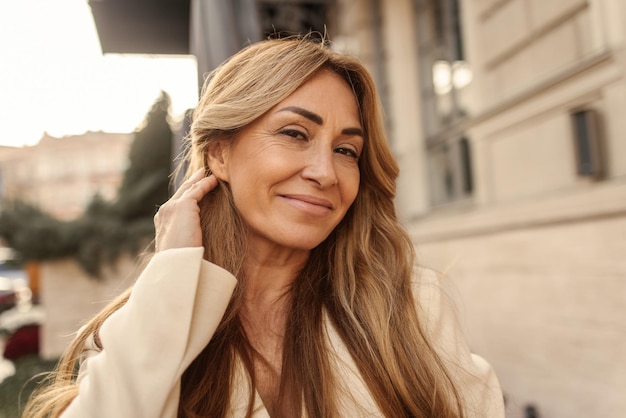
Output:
[0, 355, 59, 418]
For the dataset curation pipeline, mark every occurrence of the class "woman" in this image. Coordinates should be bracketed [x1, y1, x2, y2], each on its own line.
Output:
[24, 37, 504, 417]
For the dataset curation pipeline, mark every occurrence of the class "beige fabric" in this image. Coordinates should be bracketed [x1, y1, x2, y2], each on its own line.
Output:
[61, 247, 504, 417]
[414, 269, 505, 417]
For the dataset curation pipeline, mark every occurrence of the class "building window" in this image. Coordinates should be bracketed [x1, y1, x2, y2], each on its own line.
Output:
[415, 0, 473, 206]
[427, 136, 472, 206]
[256, 0, 329, 39]
[570, 108, 605, 180]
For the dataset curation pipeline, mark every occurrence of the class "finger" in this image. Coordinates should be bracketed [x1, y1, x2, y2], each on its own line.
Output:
[172, 168, 206, 198]
[181, 174, 219, 202]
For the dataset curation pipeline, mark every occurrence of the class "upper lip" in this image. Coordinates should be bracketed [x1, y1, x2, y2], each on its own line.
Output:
[280, 194, 334, 209]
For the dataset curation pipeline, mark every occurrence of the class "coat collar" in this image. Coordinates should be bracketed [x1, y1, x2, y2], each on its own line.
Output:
[227, 312, 380, 417]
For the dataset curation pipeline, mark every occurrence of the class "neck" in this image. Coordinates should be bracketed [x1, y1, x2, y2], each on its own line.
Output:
[242, 242, 310, 309]
[239, 242, 311, 416]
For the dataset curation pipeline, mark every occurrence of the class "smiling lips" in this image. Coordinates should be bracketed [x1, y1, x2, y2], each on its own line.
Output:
[280, 194, 334, 216]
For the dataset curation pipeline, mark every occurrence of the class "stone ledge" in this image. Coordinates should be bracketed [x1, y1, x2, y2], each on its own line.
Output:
[407, 178, 626, 243]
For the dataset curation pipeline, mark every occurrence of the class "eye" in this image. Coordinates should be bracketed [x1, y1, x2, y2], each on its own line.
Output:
[279, 128, 308, 140]
[335, 147, 360, 159]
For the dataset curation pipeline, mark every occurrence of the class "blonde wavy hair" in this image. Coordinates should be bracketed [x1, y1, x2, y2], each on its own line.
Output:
[23, 37, 464, 417]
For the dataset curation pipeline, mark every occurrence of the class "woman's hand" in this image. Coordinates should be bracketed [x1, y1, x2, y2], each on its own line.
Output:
[154, 168, 218, 252]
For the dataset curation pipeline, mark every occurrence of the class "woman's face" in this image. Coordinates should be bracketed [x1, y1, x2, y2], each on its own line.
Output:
[215, 69, 363, 254]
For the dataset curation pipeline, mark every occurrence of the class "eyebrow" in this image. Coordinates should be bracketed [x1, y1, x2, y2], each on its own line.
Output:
[278, 106, 323, 125]
[278, 106, 364, 137]
[341, 127, 364, 137]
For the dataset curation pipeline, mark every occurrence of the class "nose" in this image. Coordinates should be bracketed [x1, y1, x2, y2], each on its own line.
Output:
[301, 144, 338, 188]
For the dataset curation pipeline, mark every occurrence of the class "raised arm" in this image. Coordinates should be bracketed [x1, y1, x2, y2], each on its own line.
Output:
[61, 248, 236, 418]
[60, 170, 237, 417]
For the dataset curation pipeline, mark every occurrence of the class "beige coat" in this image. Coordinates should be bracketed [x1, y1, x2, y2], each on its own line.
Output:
[61, 247, 504, 417]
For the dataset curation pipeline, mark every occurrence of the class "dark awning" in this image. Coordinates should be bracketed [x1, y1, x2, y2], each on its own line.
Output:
[88, 0, 191, 54]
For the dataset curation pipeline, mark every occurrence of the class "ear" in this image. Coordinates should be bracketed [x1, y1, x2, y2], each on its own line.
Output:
[206, 139, 231, 181]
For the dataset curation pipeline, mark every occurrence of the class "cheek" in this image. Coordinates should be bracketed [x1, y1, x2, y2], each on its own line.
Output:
[228, 163, 278, 209]
[342, 171, 361, 207]
[229, 174, 259, 207]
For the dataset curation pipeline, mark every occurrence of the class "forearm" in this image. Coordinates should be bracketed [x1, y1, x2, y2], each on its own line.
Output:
[61, 247, 237, 418]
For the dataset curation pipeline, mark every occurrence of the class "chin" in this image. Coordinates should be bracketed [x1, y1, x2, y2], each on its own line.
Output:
[279, 231, 333, 251]
[251, 223, 337, 252]
[287, 238, 326, 251]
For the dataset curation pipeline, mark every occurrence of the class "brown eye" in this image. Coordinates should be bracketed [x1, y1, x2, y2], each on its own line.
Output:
[335, 147, 359, 159]
[280, 129, 307, 140]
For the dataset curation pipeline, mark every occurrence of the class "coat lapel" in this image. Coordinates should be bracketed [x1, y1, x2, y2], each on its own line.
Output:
[323, 314, 381, 417]
[228, 357, 270, 417]
[227, 313, 381, 417]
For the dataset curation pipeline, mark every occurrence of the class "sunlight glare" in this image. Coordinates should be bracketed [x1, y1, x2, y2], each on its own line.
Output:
[0, 0, 198, 147]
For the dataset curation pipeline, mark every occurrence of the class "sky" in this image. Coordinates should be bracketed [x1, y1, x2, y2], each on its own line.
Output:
[0, 0, 199, 147]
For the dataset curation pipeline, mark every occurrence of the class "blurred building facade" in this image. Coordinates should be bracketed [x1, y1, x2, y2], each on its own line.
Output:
[328, 0, 625, 417]
[0, 132, 132, 220]
[87, 1, 626, 417]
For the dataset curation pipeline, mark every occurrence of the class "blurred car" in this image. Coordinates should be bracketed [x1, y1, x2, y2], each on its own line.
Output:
[0, 276, 17, 314]
[0, 271, 41, 361]
[0, 248, 29, 314]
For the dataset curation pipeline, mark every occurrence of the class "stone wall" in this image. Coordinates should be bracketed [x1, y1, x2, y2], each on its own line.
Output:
[39, 255, 139, 359]
[415, 214, 626, 418]
[353, 0, 626, 416]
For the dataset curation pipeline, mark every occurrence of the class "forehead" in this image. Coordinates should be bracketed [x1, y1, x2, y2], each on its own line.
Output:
[273, 70, 361, 123]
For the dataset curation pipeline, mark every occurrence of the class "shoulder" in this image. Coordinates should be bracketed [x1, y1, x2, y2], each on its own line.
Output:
[409, 267, 449, 324]
[410, 267, 506, 417]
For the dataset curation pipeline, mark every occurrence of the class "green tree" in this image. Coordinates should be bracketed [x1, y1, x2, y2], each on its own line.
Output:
[114, 91, 173, 221]
[0, 201, 79, 261]
[0, 92, 174, 277]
